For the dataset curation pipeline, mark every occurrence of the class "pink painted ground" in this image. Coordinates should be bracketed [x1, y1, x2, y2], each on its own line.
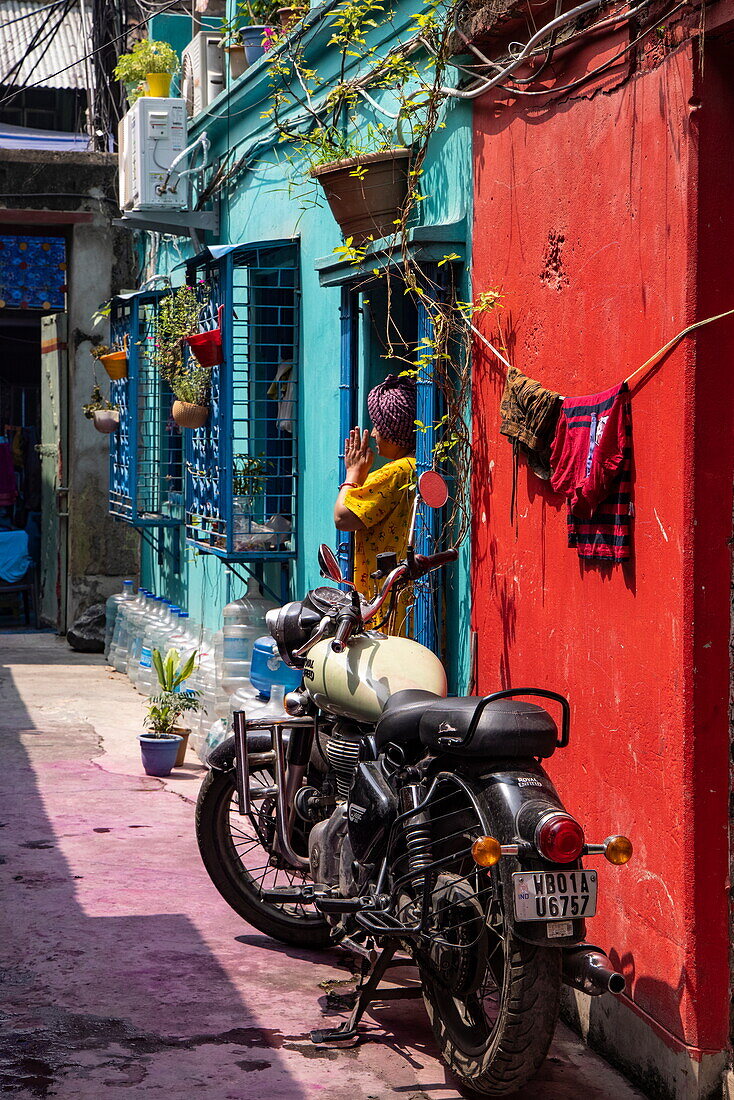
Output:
[0, 632, 646, 1098]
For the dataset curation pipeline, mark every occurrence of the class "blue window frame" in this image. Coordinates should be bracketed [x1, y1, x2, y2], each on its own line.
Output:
[184, 242, 299, 561]
[108, 290, 183, 530]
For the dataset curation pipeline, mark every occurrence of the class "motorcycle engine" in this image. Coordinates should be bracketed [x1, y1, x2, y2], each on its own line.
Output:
[319, 720, 363, 802]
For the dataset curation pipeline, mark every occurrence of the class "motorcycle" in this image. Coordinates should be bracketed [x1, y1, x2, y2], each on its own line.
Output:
[196, 472, 632, 1096]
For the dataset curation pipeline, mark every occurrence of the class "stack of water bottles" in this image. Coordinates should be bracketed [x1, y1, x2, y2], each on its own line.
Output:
[104, 577, 302, 765]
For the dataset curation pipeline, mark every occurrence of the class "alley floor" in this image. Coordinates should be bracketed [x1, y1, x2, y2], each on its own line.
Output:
[0, 632, 648, 1100]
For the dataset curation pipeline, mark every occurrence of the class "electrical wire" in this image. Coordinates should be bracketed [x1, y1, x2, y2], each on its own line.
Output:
[0, 0, 184, 109]
[495, 0, 688, 96]
[0, 0, 76, 88]
[0, 0, 68, 30]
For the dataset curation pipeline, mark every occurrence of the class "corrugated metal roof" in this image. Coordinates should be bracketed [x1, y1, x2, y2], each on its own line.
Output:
[0, 0, 90, 91]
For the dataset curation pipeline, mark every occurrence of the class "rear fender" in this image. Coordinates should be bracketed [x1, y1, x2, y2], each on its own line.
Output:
[459, 760, 587, 947]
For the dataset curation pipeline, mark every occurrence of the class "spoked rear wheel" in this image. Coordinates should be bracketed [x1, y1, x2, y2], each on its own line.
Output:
[195, 767, 330, 949]
[413, 783, 561, 1096]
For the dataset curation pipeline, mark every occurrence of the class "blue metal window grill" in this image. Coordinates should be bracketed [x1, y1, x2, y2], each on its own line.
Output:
[108, 290, 183, 529]
[184, 243, 299, 561]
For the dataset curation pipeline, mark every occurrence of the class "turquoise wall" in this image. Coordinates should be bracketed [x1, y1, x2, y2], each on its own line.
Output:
[138, 0, 473, 691]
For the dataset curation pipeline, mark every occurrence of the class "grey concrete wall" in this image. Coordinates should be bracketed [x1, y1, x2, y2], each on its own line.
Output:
[67, 219, 138, 624]
[0, 148, 140, 629]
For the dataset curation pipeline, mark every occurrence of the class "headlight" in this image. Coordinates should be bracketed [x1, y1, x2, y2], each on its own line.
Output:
[267, 602, 321, 669]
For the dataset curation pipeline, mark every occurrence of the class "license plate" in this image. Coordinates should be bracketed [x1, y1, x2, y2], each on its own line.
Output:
[512, 869, 597, 922]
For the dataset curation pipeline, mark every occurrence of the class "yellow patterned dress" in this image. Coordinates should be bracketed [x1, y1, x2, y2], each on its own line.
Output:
[343, 456, 416, 633]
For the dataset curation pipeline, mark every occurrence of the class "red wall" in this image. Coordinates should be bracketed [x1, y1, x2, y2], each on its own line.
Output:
[472, 35, 734, 1054]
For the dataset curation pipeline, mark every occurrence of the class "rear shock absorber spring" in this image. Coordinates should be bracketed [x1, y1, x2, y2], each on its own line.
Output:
[400, 784, 433, 876]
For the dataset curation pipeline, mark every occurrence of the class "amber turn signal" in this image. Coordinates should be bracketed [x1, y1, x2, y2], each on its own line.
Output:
[471, 836, 502, 867]
[604, 835, 633, 865]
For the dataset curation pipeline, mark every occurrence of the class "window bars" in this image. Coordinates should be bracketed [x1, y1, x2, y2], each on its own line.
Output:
[184, 243, 299, 561]
[108, 291, 183, 528]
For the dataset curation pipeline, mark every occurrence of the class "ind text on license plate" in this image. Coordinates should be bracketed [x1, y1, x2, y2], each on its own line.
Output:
[512, 869, 597, 922]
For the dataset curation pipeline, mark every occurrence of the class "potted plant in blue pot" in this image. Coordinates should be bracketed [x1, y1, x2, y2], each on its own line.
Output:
[139, 648, 201, 776]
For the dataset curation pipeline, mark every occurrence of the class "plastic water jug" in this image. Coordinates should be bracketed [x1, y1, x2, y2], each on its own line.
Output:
[105, 580, 134, 659]
[109, 583, 138, 667]
[220, 580, 277, 696]
[249, 635, 303, 698]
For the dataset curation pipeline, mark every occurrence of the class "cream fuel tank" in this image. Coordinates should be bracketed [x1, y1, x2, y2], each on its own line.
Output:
[303, 633, 447, 723]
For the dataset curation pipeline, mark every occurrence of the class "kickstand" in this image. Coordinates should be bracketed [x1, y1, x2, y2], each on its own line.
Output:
[310, 944, 420, 1047]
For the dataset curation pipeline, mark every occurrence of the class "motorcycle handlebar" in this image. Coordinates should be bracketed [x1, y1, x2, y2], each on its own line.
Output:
[409, 548, 459, 577]
[331, 612, 358, 653]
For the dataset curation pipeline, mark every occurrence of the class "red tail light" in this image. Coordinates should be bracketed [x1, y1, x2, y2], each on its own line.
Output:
[536, 813, 585, 863]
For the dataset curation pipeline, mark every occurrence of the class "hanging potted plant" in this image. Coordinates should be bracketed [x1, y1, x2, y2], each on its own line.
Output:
[139, 648, 201, 776]
[170, 361, 212, 429]
[92, 335, 128, 380]
[185, 304, 224, 368]
[113, 39, 180, 100]
[268, 0, 427, 245]
[83, 383, 119, 434]
[155, 284, 208, 376]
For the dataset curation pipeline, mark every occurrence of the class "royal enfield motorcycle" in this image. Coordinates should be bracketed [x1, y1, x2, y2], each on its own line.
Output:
[196, 472, 632, 1096]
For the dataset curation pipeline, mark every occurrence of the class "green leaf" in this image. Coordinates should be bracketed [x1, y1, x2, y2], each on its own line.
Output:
[152, 649, 165, 690]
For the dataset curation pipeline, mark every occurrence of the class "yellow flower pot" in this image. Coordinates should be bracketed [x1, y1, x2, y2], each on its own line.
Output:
[100, 350, 128, 380]
[147, 72, 172, 98]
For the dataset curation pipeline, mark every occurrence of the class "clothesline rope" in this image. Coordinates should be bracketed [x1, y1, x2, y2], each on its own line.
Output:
[469, 308, 734, 388]
[623, 307, 734, 386]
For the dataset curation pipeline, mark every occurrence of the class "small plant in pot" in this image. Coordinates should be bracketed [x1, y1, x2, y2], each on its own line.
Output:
[267, 0, 437, 244]
[169, 361, 212, 429]
[140, 648, 201, 776]
[83, 383, 119, 434]
[114, 39, 180, 100]
[91, 336, 128, 380]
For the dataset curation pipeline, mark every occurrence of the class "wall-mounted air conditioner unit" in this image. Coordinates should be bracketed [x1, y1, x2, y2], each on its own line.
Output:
[118, 98, 188, 211]
[181, 32, 224, 118]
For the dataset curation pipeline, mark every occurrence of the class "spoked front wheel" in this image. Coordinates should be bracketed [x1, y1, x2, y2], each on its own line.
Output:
[195, 767, 330, 949]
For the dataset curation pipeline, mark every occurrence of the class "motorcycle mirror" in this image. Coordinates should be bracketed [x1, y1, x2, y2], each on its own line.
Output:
[418, 470, 449, 509]
[317, 544, 344, 582]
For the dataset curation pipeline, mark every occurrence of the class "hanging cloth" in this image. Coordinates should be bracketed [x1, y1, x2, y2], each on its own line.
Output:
[499, 366, 563, 525]
[499, 366, 563, 479]
[267, 360, 296, 434]
[0, 441, 16, 508]
[550, 382, 632, 563]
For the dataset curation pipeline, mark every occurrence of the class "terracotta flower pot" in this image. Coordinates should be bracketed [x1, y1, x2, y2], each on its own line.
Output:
[172, 400, 209, 429]
[92, 409, 119, 434]
[277, 6, 302, 30]
[100, 350, 128, 380]
[147, 72, 172, 97]
[226, 45, 248, 80]
[311, 148, 411, 246]
[172, 726, 190, 767]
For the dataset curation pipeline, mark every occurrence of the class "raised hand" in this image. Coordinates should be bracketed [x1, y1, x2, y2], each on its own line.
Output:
[344, 426, 374, 485]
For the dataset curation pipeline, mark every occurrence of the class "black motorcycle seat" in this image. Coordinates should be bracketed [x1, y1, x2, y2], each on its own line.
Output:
[374, 690, 441, 749]
[420, 698, 558, 758]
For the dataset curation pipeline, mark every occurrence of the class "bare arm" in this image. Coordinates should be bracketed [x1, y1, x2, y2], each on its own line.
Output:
[334, 427, 372, 531]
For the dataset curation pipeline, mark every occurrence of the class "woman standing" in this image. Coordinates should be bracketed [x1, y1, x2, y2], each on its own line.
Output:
[333, 375, 416, 628]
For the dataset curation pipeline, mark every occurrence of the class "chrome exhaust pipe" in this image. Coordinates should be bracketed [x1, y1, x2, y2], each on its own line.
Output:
[562, 945, 626, 997]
